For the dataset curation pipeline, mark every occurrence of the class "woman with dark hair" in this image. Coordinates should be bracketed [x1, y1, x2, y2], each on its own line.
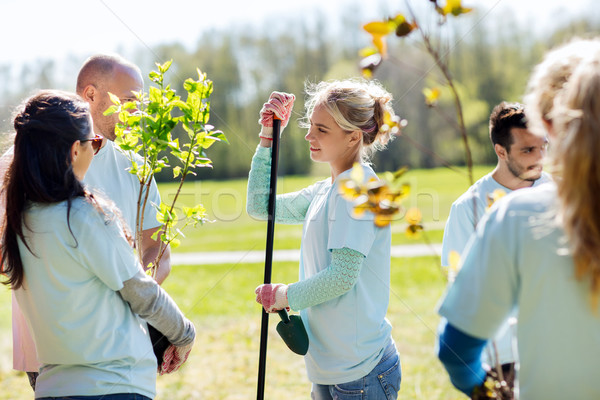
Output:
[2, 90, 195, 400]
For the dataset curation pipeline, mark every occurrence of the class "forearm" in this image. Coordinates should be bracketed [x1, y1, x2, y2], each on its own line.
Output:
[246, 145, 310, 224]
[287, 247, 364, 310]
[119, 270, 195, 346]
[141, 227, 171, 284]
[437, 318, 487, 396]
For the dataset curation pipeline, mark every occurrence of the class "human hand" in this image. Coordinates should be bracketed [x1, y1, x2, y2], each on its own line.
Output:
[158, 341, 194, 375]
[255, 283, 289, 312]
[259, 91, 295, 140]
[470, 364, 515, 400]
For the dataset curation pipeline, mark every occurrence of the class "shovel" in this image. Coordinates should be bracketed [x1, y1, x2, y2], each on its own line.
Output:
[256, 116, 309, 400]
[277, 309, 309, 355]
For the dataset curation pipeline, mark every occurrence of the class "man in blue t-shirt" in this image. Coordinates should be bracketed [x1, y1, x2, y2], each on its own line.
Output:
[441, 102, 550, 371]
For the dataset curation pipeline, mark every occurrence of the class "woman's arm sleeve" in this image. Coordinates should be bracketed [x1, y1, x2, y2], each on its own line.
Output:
[119, 270, 195, 346]
[436, 317, 487, 396]
[246, 145, 311, 224]
[287, 247, 364, 310]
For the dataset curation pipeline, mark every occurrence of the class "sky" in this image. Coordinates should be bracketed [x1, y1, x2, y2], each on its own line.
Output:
[0, 0, 596, 67]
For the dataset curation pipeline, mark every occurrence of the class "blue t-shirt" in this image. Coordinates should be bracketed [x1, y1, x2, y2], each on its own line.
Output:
[15, 198, 156, 398]
[298, 165, 393, 384]
[438, 183, 600, 399]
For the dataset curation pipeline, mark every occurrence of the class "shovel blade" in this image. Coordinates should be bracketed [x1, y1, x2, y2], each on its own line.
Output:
[276, 310, 309, 356]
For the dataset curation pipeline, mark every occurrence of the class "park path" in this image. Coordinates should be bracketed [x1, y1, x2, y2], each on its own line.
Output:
[171, 243, 442, 266]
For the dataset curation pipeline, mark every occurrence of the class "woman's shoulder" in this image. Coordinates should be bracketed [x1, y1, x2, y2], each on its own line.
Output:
[490, 181, 558, 221]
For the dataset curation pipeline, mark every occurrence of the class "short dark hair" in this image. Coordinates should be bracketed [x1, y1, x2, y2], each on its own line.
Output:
[489, 102, 527, 152]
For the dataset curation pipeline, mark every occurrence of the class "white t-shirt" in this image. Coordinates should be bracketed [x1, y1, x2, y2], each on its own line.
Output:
[438, 183, 600, 399]
[298, 164, 393, 384]
[15, 198, 156, 398]
[83, 140, 162, 233]
[441, 171, 552, 267]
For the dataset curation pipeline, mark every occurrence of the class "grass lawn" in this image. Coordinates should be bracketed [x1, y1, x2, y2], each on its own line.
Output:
[0, 166, 491, 399]
[0, 257, 466, 399]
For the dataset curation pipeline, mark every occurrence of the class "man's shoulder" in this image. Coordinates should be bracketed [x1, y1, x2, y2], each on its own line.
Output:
[452, 173, 496, 207]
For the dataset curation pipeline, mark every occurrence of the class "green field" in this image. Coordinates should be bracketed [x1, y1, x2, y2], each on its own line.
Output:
[0, 166, 492, 399]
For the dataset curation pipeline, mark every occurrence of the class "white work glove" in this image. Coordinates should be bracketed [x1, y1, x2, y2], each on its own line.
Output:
[255, 283, 289, 313]
[158, 340, 194, 375]
[258, 91, 295, 140]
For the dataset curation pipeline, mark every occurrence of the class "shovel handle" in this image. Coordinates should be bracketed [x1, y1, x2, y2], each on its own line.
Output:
[257, 116, 282, 400]
[278, 308, 290, 324]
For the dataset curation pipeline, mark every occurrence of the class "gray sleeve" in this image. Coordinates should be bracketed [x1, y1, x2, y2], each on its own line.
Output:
[119, 270, 195, 346]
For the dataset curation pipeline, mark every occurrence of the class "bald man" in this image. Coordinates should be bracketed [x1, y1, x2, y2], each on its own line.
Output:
[76, 54, 170, 283]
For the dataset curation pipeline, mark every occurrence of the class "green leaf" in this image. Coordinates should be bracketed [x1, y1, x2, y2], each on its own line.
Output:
[210, 130, 229, 144]
[172, 166, 182, 178]
[103, 104, 119, 116]
[157, 60, 173, 74]
[108, 92, 121, 105]
[149, 86, 162, 104]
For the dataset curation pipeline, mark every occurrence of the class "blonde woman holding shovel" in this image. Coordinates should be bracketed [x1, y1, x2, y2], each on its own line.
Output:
[247, 79, 401, 399]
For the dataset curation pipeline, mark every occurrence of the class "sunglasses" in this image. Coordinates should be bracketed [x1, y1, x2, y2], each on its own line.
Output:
[81, 134, 103, 155]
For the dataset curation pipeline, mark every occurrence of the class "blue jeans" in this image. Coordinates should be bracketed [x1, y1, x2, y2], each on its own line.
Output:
[37, 394, 152, 400]
[311, 342, 401, 400]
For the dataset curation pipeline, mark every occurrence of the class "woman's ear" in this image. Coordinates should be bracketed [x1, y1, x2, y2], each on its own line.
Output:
[348, 130, 362, 147]
[70, 140, 81, 164]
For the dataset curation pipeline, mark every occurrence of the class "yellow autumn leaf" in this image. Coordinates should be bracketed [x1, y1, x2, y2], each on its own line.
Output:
[442, 0, 473, 16]
[363, 21, 396, 58]
[352, 200, 372, 218]
[405, 207, 422, 225]
[375, 212, 394, 228]
[361, 68, 373, 79]
[359, 53, 382, 79]
[448, 250, 461, 282]
[423, 87, 441, 107]
[363, 21, 396, 36]
[349, 162, 364, 183]
[381, 111, 408, 136]
[486, 188, 507, 210]
[359, 47, 379, 58]
[339, 179, 363, 201]
[405, 223, 423, 238]
[372, 34, 388, 58]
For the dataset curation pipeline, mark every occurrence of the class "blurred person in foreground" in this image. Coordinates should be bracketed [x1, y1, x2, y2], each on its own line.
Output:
[436, 40, 600, 399]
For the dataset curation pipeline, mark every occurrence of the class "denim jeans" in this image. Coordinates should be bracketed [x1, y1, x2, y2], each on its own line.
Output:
[36, 394, 152, 400]
[311, 342, 401, 400]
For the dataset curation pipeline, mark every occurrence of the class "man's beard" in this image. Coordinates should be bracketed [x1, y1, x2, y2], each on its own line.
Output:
[507, 158, 542, 182]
